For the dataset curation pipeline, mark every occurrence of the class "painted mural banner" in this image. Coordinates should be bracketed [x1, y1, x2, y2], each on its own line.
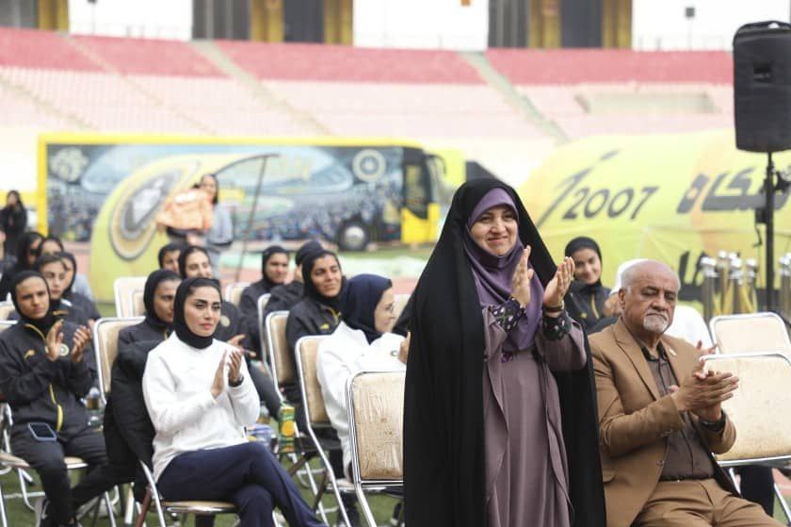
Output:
[520, 129, 791, 303]
[39, 133, 460, 302]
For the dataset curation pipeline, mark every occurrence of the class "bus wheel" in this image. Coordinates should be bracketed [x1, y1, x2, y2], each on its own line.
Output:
[338, 221, 369, 252]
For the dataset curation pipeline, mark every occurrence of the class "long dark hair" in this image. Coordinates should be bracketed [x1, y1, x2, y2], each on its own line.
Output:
[200, 173, 219, 205]
[5, 190, 22, 210]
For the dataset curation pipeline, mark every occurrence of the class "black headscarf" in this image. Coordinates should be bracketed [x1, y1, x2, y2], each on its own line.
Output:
[157, 242, 184, 268]
[11, 270, 56, 335]
[341, 274, 392, 344]
[404, 178, 605, 527]
[565, 236, 603, 287]
[143, 269, 180, 332]
[177, 245, 210, 279]
[172, 277, 221, 350]
[295, 239, 323, 267]
[301, 249, 343, 312]
[257, 245, 289, 291]
[16, 232, 43, 271]
[57, 251, 78, 295]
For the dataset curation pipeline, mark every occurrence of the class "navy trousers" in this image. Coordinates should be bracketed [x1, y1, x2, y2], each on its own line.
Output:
[157, 442, 326, 527]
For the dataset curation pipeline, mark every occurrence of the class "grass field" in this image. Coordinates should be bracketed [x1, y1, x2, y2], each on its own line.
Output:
[0, 458, 400, 526]
[2, 461, 790, 526]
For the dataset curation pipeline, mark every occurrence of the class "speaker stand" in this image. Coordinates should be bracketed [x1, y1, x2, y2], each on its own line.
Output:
[756, 151, 791, 311]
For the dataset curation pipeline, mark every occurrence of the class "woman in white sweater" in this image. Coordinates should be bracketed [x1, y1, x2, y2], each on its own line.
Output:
[143, 276, 326, 527]
[316, 274, 408, 479]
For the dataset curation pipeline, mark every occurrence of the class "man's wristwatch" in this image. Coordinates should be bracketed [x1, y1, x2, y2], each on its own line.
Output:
[229, 375, 244, 388]
[698, 411, 726, 432]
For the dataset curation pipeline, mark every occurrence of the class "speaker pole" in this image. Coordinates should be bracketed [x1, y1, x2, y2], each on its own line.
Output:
[764, 152, 775, 311]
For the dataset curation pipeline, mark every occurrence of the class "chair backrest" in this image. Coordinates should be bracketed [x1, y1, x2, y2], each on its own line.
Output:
[0, 302, 14, 321]
[0, 320, 14, 333]
[709, 312, 791, 354]
[256, 293, 271, 355]
[224, 282, 250, 307]
[295, 335, 329, 425]
[265, 311, 293, 388]
[93, 317, 144, 402]
[114, 277, 147, 318]
[348, 371, 406, 481]
[392, 293, 410, 326]
[131, 290, 146, 317]
[705, 353, 791, 463]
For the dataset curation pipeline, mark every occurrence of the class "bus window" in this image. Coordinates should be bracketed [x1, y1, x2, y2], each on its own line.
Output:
[403, 148, 430, 220]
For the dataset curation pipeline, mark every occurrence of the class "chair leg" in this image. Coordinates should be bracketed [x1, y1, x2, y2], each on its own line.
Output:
[0, 481, 9, 527]
[104, 491, 118, 527]
[774, 482, 791, 523]
[134, 489, 152, 527]
[355, 483, 376, 527]
[124, 486, 136, 527]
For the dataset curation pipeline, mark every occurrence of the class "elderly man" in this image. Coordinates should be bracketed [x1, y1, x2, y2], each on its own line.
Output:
[589, 260, 781, 527]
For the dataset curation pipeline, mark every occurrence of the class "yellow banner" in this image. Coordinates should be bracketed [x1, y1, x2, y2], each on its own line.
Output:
[519, 130, 791, 302]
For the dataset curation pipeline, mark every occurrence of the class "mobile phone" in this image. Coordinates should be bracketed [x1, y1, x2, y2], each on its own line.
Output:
[27, 422, 57, 442]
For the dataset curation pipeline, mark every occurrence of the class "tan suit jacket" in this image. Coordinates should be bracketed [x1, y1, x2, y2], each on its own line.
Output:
[589, 319, 738, 527]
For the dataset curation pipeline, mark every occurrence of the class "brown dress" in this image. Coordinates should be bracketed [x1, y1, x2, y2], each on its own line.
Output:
[483, 309, 587, 527]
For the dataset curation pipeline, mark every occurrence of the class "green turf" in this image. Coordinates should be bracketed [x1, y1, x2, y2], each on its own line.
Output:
[2, 464, 789, 525]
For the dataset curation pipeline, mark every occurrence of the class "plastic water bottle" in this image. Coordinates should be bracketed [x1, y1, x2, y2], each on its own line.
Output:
[85, 387, 102, 429]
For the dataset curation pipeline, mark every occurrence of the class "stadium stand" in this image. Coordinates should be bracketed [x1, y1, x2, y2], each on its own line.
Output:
[0, 28, 737, 141]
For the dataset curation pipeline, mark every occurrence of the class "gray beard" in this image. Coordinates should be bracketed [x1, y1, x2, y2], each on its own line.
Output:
[643, 314, 669, 334]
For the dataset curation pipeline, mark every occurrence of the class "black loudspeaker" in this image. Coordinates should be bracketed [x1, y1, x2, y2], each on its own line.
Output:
[734, 21, 791, 153]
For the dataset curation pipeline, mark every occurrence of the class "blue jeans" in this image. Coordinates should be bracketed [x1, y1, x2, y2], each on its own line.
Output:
[157, 442, 325, 527]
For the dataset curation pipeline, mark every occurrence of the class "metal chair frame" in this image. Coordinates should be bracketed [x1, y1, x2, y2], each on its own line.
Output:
[295, 335, 352, 527]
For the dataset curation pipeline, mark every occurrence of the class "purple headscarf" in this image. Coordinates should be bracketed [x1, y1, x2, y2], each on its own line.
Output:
[462, 188, 544, 352]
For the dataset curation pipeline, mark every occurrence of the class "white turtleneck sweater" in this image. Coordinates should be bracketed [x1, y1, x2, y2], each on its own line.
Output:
[142, 333, 259, 481]
[316, 322, 405, 477]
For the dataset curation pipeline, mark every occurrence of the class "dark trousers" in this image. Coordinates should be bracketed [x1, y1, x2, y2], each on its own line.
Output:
[737, 465, 775, 516]
[11, 424, 119, 524]
[157, 442, 325, 527]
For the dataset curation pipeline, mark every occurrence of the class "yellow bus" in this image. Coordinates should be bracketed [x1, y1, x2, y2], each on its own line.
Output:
[39, 133, 462, 301]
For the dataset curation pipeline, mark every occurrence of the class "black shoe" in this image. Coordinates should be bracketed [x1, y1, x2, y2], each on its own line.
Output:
[336, 506, 362, 527]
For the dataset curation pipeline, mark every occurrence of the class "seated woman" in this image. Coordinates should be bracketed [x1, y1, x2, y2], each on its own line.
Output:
[240, 245, 289, 317]
[58, 252, 101, 323]
[284, 248, 344, 403]
[8, 254, 93, 327]
[263, 240, 323, 316]
[240, 246, 289, 350]
[106, 269, 181, 502]
[38, 235, 94, 301]
[564, 236, 610, 330]
[118, 269, 180, 346]
[142, 277, 327, 527]
[179, 245, 281, 419]
[316, 274, 408, 479]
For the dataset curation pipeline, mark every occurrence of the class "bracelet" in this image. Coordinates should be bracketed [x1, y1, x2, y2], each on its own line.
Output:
[229, 374, 244, 388]
[543, 301, 564, 313]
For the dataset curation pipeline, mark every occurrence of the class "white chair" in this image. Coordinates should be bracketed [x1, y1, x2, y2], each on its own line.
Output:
[92, 317, 145, 405]
[223, 282, 250, 307]
[703, 352, 791, 521]
[347, 371, 405, 527]
[113, 277, 147, 318]
[0, 304, 14, 321]
[709, 312, 791, 354]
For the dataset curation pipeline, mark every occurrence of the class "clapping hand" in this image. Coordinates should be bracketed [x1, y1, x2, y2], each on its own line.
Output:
[510, 246, 534, 307]
[543, 257, 574, 312]
[70, 326, 91, 363]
